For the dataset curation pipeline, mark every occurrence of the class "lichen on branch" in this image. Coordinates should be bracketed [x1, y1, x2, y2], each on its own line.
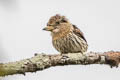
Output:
[0, 51, 120, 77]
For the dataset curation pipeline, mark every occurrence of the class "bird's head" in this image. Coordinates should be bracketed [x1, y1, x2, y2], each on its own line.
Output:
[43, 14, 70, 33]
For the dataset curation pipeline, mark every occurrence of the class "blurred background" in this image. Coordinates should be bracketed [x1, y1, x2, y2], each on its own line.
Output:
[0, 0, 120, 80]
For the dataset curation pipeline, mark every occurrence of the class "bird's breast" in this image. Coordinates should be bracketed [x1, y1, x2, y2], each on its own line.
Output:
[52, 32, 88, 53]
[52, 30, 71, 41]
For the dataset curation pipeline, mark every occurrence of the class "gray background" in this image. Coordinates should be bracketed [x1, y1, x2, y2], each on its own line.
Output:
[0, 0, 120, 80]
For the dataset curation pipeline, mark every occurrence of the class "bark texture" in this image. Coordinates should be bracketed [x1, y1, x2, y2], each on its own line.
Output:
[0, 51, 120, 77]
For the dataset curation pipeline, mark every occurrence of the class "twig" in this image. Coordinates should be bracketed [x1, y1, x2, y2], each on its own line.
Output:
[0, 51, 120, 77]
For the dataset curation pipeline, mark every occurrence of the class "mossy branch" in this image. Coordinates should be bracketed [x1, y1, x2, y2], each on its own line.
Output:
[0, 51, 120, 77]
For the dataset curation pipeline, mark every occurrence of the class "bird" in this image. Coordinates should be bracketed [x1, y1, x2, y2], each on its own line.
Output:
[43, 14, 88, 54]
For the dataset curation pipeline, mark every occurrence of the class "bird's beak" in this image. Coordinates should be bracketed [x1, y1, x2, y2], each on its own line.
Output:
[43, 26, 54, 31]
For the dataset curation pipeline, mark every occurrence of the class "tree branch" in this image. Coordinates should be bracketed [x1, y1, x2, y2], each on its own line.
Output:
[0, 51, 120, 77]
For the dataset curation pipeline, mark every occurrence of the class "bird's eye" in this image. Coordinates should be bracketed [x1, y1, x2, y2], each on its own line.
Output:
[56, 22, 60, 24]
[61, 19, 67, 23]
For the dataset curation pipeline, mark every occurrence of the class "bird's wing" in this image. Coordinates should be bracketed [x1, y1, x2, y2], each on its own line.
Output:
[72, 24, 87, 42]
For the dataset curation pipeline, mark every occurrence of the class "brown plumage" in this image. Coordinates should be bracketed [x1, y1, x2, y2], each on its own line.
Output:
[43, 14, 88, 54]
